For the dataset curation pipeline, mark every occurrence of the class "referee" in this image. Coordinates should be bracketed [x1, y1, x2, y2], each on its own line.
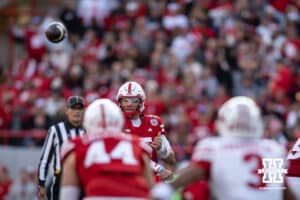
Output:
[37, 96, 86, 200]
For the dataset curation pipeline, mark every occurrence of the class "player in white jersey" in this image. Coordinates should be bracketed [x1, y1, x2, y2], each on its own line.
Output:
[286, 138, 300, 200]
[191, 137, 286, 200]
[151, 96, 296, 200]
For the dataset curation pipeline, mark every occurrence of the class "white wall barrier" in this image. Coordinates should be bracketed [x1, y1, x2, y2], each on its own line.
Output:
[0, 145, 42, 179]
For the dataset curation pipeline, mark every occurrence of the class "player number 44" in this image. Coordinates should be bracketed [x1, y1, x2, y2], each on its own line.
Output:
[84, 140, 138, 167]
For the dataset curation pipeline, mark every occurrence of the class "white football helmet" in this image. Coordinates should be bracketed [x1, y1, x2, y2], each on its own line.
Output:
[116, 81, 146, 117]
[83, 99, 124, 133]
[217, 96, 263, 138]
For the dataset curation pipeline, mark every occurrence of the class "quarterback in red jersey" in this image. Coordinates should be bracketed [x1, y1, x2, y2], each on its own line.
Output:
[116, 81, 175, 180]
[60, 99, 154, 200]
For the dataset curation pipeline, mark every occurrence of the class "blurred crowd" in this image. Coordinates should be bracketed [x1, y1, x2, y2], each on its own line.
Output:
[0, 0, 300, 162]
[0, 165, 37, 200]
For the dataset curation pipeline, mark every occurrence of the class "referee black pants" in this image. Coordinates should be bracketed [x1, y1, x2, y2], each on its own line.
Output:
[49, 174, 61, 200]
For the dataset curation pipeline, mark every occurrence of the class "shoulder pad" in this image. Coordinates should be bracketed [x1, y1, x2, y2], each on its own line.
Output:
[144, 114, 162, 126]
[61, 139, 76, 162]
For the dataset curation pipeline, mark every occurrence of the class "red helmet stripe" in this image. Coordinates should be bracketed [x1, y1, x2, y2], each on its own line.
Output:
[128, 82, 132, 94]
[100, 104, 106, 128]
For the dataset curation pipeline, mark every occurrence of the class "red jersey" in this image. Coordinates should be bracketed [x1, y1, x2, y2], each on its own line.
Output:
[0, 180, 12, 200]
[61, 132, 152, 199]
[123, 114, 165, 162]
[287, 138, 300, 177]
[182, 180, 209, 200]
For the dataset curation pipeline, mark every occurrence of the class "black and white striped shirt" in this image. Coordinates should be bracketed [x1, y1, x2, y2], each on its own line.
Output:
[38, 120, 85, 186]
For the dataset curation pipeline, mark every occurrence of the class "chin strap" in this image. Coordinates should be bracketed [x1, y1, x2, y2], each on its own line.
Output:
[123, 109, 140, 118]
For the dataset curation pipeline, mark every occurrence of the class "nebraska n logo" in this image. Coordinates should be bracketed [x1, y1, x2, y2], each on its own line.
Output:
[258, 158, 287, 189]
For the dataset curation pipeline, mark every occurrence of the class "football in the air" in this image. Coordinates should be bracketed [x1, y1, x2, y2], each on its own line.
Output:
[45, 22, 67, 43]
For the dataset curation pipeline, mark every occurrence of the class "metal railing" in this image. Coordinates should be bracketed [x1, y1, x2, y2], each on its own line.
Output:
[0, 130, 46, 145]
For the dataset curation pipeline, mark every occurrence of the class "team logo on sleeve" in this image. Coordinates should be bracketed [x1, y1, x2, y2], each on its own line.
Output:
[150, 119, 158, 126]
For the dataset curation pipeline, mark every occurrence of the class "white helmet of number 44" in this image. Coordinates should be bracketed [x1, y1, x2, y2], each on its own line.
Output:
[83, 99, 124, 133]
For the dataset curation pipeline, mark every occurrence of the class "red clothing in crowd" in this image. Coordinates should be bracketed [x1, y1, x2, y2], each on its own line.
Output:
[0, 180, 12, 200]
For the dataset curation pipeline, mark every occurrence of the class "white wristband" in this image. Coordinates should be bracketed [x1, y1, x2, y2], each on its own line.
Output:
[150, 160, 165, 174]
[60, 186, 80, 200]
[151, 182, 174, 200]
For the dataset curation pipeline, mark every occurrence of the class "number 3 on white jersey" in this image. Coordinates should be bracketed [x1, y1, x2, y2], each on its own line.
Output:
[84, 141, 138, 167]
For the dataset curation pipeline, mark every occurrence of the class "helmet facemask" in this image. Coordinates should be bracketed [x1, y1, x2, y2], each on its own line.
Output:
[116, 81, 146, 119]
[119, 97, 144, 118]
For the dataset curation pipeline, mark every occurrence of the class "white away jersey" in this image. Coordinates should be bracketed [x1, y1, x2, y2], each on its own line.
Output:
[192, 137, 286, 200]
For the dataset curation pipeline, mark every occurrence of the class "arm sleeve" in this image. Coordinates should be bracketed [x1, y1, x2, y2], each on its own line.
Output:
[37, 126, 56, 186]
[158, 135, 173, 159]
[191, 138, 215, 177]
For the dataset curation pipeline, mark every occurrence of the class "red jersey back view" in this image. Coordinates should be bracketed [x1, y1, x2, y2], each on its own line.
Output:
[62, 132, 152, 199]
